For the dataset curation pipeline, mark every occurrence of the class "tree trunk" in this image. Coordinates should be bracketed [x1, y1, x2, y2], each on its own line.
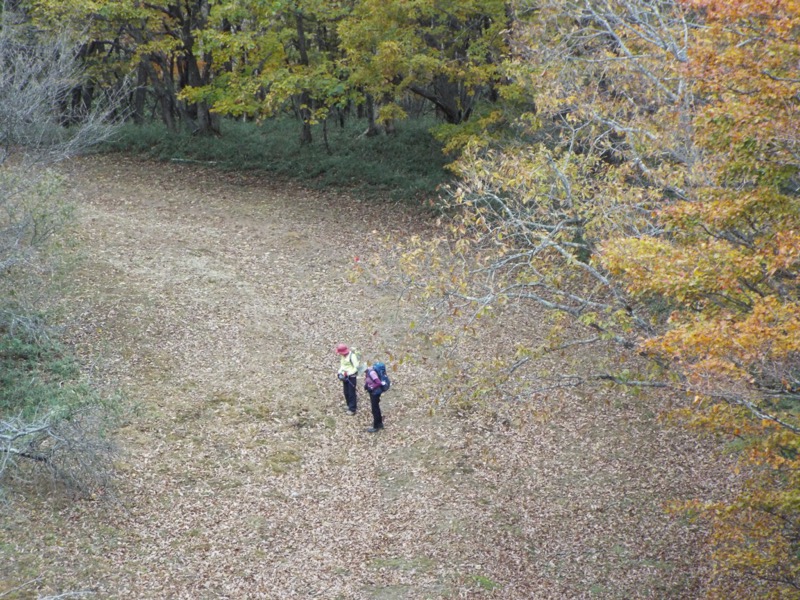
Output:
[142, 57, 178, 132]
[168, 0, 219, 135]
[295, 11, 313, 144]
[159, 92, 177, 132]
[364, 93, 381, 137]
[297, 92, 313, 144]
[180, 50, 219, 134]
[129, 22, 179, 131]
[409, 75, 474, 124]
[181, 49, 220, 135]
[131, 62, 148, 125]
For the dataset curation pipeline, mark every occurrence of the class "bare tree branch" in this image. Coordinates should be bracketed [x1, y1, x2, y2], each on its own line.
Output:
[0, 12, 122, 494]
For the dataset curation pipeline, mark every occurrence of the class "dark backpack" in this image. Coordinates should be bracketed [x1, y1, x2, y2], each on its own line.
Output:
[372, 362, 391, 392]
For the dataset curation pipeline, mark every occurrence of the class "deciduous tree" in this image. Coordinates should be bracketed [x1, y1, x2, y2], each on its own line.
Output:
[29, 0, 221, 134]
[395, 0, 800, 595]
[184, 0, 352, 143]
[338, 0, 509, 129]
[604, 1, 800, 595]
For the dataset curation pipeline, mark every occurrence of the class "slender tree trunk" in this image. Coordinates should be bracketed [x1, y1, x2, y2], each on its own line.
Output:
[159, 92, 177, 132]
[181, 54, 219, 134]
[364, 93, 381, 137]
[295, 11, 313, 144]
[322, 117, 331, 155]
[142, 57, 178, 132]
[297, 94, 313, 144]
[131, 62, 148, 125]
[337, 103, 347, 128]
[129, 23, 179, 131]
[182, 49, 219, 135]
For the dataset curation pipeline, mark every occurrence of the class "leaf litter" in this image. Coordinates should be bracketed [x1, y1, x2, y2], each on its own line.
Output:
[0, 155, 738, 599]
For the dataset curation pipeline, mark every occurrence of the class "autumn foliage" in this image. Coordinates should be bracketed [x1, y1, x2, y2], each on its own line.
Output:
[395, 0, 800, 596]
[26, 0, 509, 141]
[629, 1, 800, 595]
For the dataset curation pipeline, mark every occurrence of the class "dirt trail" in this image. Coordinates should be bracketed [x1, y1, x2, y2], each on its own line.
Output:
[2, 155, 731, 599]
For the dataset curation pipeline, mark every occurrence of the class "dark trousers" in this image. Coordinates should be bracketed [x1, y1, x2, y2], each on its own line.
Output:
[369, 389, 383, 429]
[343, 375, 357, 412]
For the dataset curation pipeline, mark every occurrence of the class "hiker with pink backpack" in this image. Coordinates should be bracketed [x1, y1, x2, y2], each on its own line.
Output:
[335, 343, 392, 432]
[363, 362, 390, 433]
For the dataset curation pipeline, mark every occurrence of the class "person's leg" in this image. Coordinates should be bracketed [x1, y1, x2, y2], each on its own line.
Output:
[345, 375, 358, 412]
[370, 391, 383, 429]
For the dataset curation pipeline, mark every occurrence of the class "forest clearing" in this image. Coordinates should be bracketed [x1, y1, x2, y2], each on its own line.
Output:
[1, 155, 734, 599]
[4, 1, 798, 595]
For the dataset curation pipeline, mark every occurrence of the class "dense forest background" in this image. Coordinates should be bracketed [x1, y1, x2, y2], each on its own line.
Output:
[1, 0, 799, 598]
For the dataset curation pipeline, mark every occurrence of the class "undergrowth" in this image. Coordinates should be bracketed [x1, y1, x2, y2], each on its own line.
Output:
[102, 116, 452, 203]
[0, 305, 119, 494]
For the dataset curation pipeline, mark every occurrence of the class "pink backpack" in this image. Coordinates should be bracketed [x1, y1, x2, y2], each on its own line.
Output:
[364, 368, 383, 391]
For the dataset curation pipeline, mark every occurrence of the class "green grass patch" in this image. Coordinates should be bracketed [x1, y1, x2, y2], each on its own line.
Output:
[589, 583, 607, 595]
[370, 555, 436, 573]
[102, 116, 452, 203]
[0, 323, 94, 419]
[244, 403, 273, 420]
[266, 448, 303, 473]
[207, 391, 239, 405]
[470, 574, 501, 591]
[362, 584, 414, 600]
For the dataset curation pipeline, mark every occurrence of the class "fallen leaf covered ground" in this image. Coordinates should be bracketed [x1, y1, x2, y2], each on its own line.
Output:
[1, 155, 737, 599]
